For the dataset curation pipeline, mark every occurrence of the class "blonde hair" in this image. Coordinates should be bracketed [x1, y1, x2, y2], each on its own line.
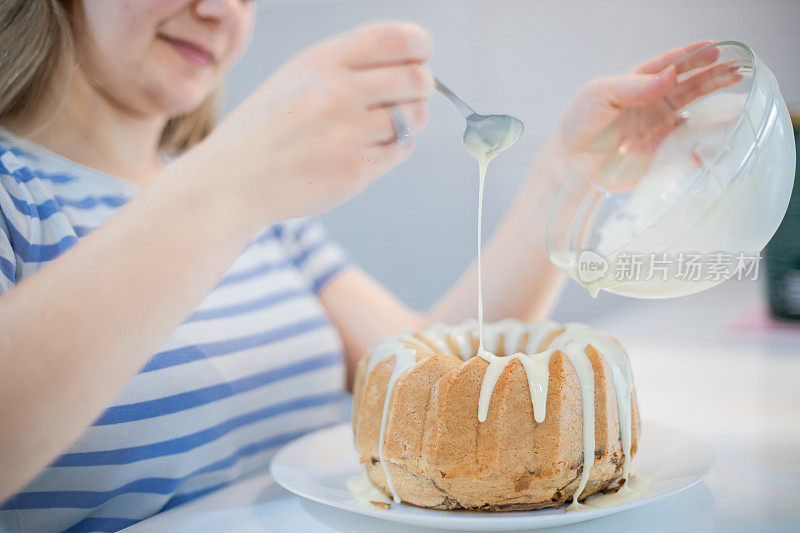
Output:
[0, 0, 219, 154]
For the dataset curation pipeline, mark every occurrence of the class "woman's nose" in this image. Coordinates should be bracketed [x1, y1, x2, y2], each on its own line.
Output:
[192, 0, 245, 24]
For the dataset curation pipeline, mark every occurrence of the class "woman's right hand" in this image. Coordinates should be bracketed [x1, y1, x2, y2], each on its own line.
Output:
[193, 22, 434, 230]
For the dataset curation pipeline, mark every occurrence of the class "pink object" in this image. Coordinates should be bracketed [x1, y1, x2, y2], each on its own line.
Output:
[727, 305, 800, 333]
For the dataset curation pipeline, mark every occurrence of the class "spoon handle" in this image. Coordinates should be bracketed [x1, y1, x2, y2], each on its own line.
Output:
[435, 77, 476, 118]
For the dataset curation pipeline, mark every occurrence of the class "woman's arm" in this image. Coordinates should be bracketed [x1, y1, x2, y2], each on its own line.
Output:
[321, 41, 738, 387]
[0, 22, 434, 502]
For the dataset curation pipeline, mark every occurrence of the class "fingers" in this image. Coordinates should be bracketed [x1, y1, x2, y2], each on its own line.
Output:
[665, 60, 743, 110]
[354, 64, 435, 107]
[333, 22, 432, 69]
[672, 44, 722, 76]
[362, 139, 415, 177]
[633, 40, 717, 75]
[351, 115, 419, 186]
[599, 42, 739, 113]
[590, 66, 677, 108]
[363, 102, 429, 144]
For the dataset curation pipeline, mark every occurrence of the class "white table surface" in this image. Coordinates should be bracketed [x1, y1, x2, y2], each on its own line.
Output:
[123, 279, 800, 533]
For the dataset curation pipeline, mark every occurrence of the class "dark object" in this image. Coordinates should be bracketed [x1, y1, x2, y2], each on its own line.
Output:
[764, 110, 800, 321]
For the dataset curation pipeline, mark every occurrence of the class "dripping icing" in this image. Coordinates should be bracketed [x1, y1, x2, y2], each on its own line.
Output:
[366, 336, 418, 503]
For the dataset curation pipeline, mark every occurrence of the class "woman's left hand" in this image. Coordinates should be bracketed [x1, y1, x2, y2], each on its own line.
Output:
[539, 40, 743, 185]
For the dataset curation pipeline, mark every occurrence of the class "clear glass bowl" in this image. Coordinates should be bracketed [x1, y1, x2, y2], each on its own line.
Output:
[546, 41, 796, 298]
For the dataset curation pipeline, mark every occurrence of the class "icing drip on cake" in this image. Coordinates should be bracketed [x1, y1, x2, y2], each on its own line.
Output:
[365, 340, 418, 502]
[477, 348, 554, 424]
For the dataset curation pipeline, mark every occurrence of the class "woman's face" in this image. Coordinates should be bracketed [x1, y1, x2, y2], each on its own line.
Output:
[75, 0, 255, 117]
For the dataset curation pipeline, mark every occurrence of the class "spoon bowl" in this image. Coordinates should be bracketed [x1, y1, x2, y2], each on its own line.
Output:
[435, 77, 525, 159]
[463, 113, 525, 158]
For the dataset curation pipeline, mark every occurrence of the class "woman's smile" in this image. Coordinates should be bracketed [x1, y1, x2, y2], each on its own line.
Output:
[157, 33, 217, 67]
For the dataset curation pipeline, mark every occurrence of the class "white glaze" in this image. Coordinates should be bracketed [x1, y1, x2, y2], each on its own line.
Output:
[477, 347, 556, 424]
[367, 337, 418, 503]
[346, 474, 392, 505]
[558, 342, 596, 510]
[548, 324, 634, 489]
[475, 156, 493, 352]
[565, 473, 650, 511]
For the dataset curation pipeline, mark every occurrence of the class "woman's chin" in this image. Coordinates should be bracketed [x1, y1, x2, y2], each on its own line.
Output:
[148, 87, 215, 118]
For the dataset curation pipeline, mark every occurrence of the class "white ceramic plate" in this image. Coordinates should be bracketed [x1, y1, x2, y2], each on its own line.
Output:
[269, 422, 713, 531]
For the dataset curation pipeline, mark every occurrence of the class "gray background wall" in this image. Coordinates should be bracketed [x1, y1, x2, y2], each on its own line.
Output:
[224, 0, 800, 320]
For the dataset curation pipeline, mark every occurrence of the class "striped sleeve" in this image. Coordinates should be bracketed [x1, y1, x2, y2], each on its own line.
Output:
[0, 155, 19, 293]
[0, 210, 15, 293]
[281, 217, 354, 294]
[0, 146, 78, 294]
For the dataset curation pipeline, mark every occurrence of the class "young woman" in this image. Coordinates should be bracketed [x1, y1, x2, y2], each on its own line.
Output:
[0, 1, 727, 531]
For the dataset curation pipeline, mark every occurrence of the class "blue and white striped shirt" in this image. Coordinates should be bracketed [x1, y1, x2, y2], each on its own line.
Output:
[0, 127, 352, 532]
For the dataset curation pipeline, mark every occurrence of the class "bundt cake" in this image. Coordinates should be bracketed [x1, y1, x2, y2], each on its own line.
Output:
[351, 318, 640, 511]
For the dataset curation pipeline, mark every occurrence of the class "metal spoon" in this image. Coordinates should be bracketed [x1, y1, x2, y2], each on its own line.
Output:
[435, 77, 524, 159]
